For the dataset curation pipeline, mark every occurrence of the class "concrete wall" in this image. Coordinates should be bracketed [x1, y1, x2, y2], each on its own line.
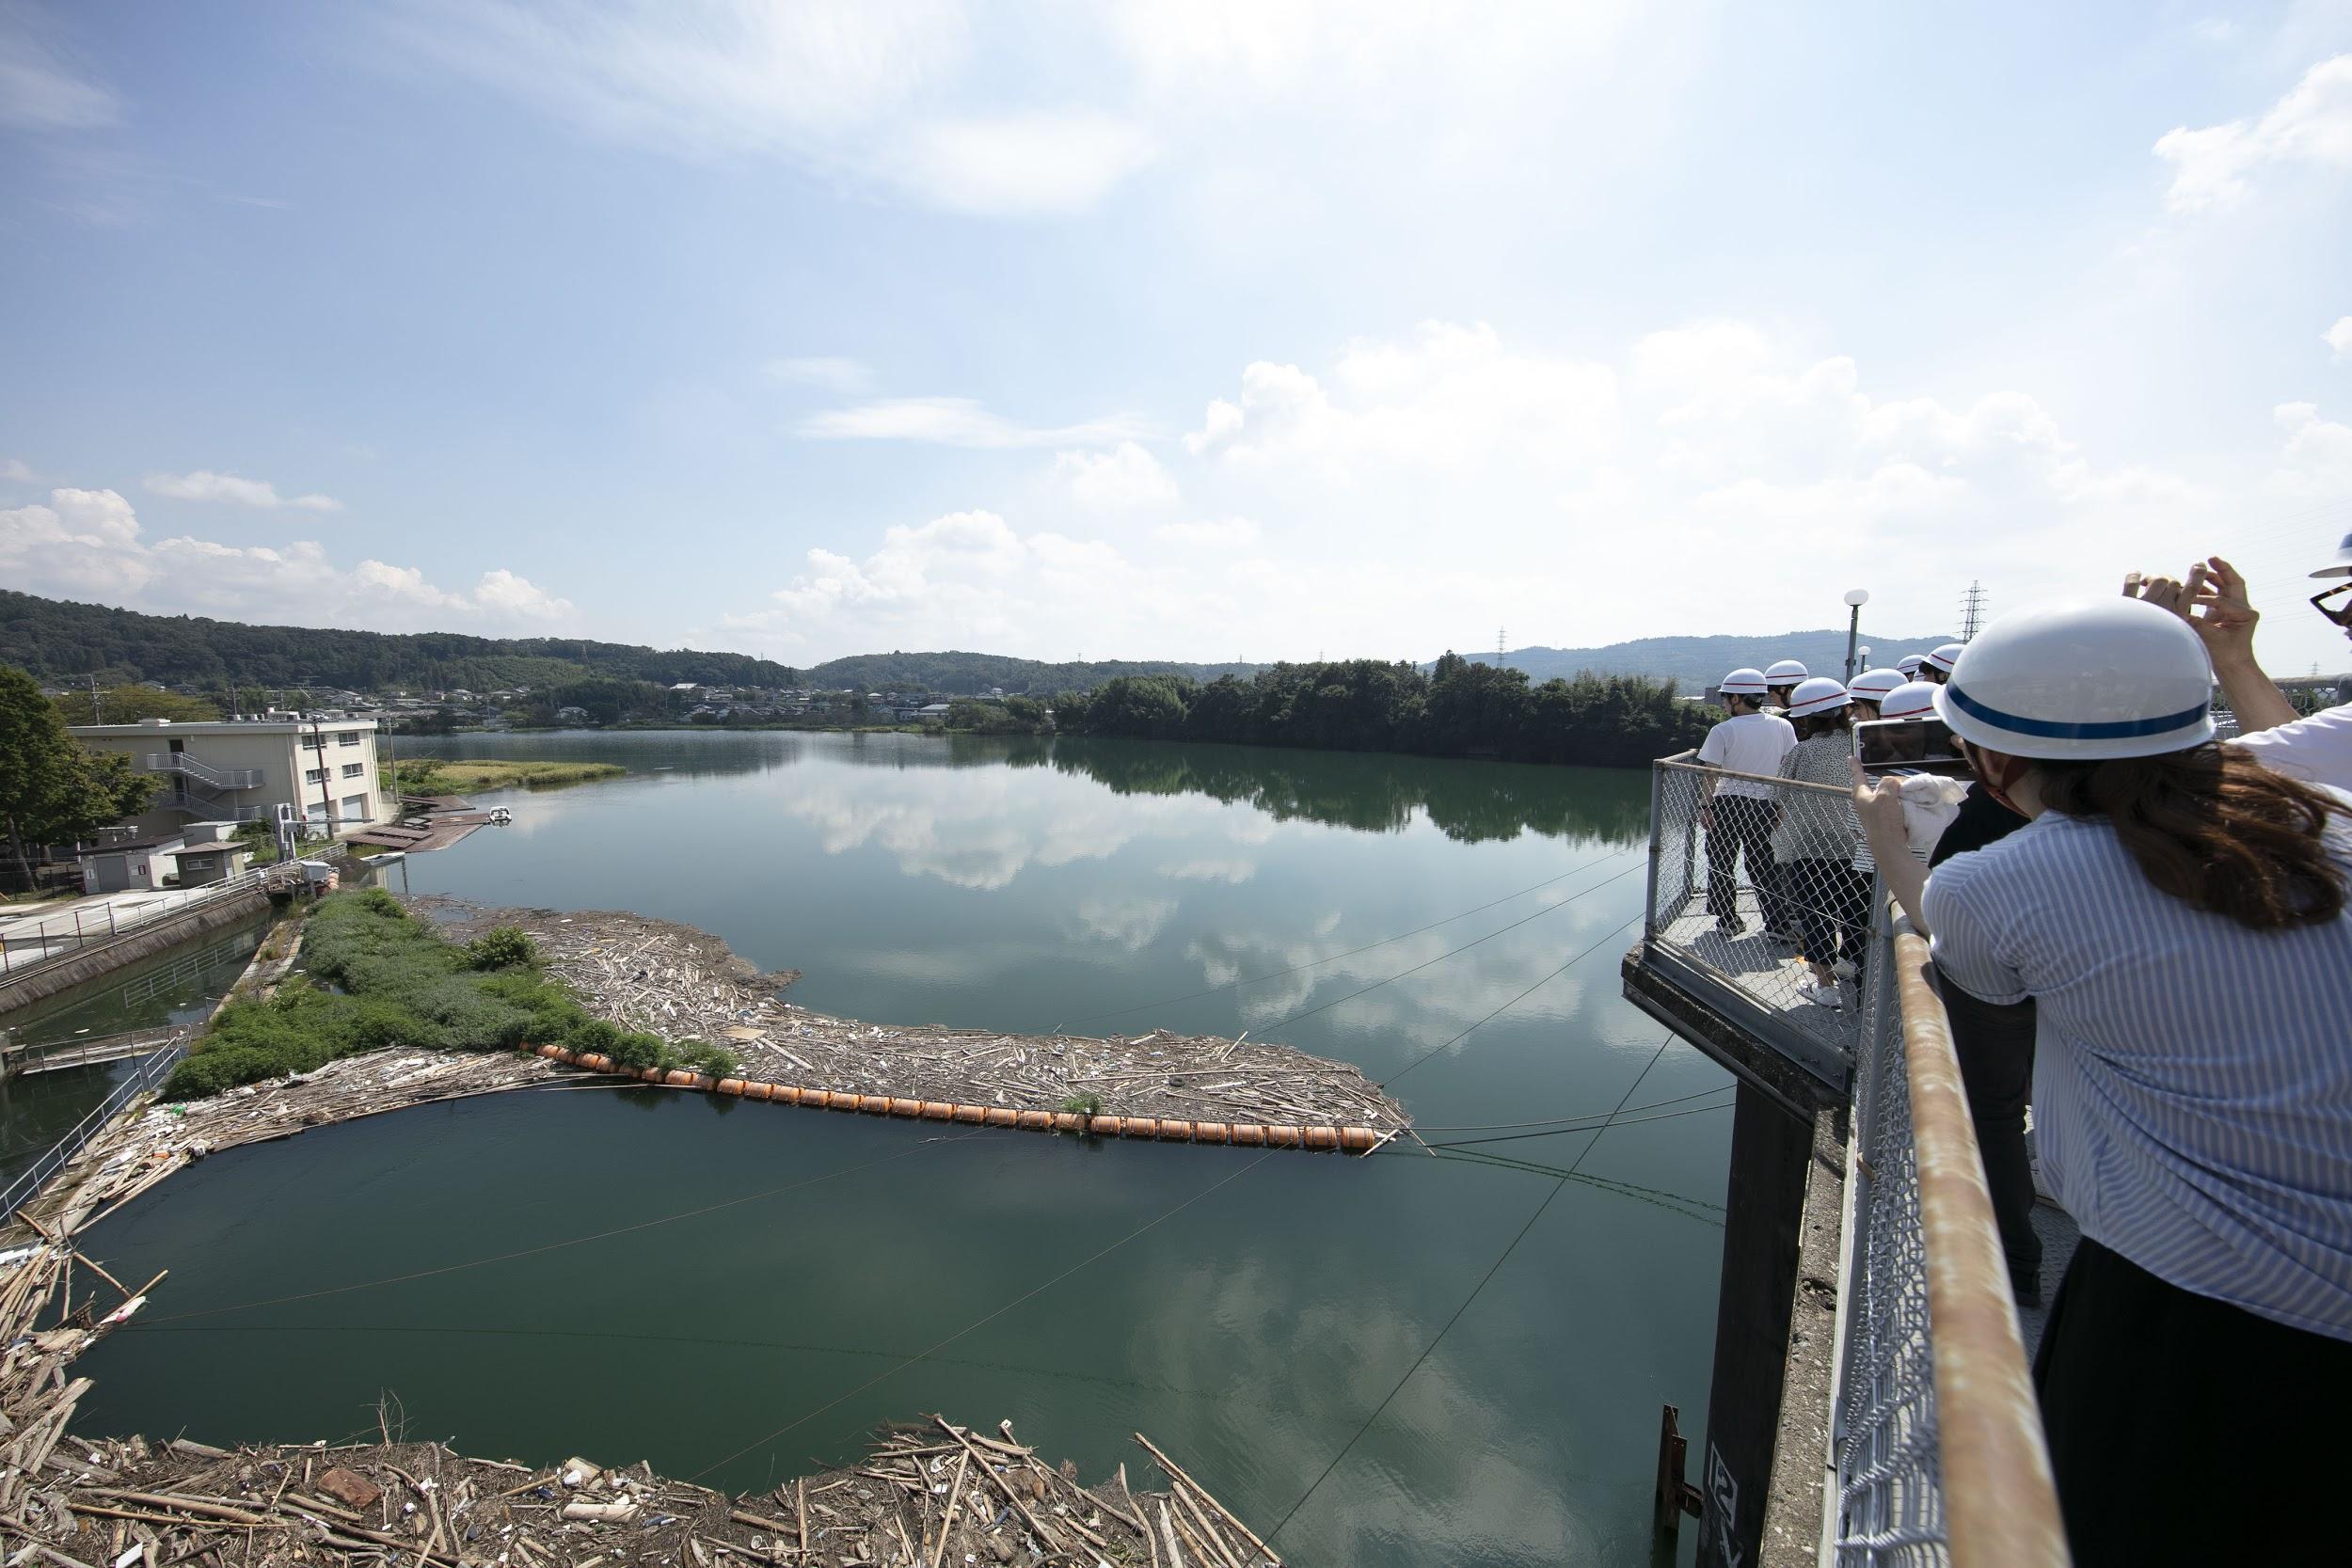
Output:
[0, 883, 274, 1017]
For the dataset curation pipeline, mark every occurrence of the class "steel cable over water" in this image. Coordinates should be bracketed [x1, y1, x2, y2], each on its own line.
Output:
[1263, 1036, 1677, 1547]
[132, 1129, 991, 1327]
[683, 1149, 1275, 1482]
[1051, 845, 1644, 1034]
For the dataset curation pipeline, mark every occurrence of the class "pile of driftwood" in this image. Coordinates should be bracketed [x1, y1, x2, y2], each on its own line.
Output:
[0, 1237, 1279, 1567]
[412, 897, 1407, 1136]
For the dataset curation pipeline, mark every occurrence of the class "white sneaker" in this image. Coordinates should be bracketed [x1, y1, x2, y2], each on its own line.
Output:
[1798, 976, 1845, 1010]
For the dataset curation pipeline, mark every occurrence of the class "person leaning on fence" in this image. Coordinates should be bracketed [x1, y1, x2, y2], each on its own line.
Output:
[1852, 596, 2352, 1566]
[2126, 545, 2352, 789]
[1694, 667, 1796, 939]
[1772, 676, 1870, 1007]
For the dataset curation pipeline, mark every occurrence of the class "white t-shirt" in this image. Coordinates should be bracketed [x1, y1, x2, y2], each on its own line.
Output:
[1696, 711, 1798, 799]
[2234, 703, 2352, 790]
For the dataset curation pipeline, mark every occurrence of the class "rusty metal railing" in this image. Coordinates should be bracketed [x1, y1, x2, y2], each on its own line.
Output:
[1827, 922, 2069, 1566]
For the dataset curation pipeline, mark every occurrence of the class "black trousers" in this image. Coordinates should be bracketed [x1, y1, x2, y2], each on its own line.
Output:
[1703, 795, 1776, 924]
[1784, 857, 1868, 969]
[2036, 1237, 2352, 1565]
[1937, 976, 2042, 1299]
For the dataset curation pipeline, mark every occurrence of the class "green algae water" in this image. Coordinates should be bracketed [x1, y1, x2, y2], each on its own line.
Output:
[74, 732, 1725, 1565]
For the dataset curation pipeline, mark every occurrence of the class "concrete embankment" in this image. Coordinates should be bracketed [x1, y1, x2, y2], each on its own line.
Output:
[0, 884, 274, 1018]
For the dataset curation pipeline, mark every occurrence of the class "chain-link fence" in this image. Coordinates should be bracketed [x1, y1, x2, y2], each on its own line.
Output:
[1832, 922, 1946, 1563]
[1640, 750, 2066, 1566]
[1645, 752, 1874, 1083]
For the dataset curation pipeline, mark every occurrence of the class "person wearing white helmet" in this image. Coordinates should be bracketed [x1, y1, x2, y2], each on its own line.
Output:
[1853, 595, 2352, 1563]
[1763, 657, 1808, 712]
[2126, 550, 2352, 789]
[1770, 676, 1868, 1006]
[1693, 668, 1796, 938]
[1846, 666, 1904, 721]
[1916, 642, 1964, 685]
[1897, 653, 1926, 681]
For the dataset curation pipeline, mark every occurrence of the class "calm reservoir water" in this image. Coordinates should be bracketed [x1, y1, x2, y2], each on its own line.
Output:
[77, 732, 1728, 1565]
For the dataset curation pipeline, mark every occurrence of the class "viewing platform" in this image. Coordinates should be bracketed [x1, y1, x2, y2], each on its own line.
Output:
[1623, 752, 2069, 1568]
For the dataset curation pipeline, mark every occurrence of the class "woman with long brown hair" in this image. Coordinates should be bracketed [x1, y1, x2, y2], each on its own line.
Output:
[1855, 595, 2352, 1567]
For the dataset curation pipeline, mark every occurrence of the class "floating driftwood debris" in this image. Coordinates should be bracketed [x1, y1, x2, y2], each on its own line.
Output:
[412, 895, 1409, 1139]
[0, 1239, 1281, 1567]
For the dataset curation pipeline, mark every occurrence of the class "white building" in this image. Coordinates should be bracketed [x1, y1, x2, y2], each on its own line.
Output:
[69, 717, 395, 840]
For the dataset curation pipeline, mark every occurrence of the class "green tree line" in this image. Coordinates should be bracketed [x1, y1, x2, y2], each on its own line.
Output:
[0, 589, 800, 693]
[1051, 654, 1713, 769]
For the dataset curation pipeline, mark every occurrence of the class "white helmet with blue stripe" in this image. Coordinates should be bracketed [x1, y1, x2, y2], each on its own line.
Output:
[1934, 598, 2216, 761]
[2312, 531, 2352, 579]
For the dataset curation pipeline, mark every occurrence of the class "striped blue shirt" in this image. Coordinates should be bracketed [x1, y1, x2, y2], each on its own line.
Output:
[1923, 810, 2352, 1340]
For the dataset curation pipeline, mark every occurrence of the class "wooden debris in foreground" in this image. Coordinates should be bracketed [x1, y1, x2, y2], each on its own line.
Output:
[0, 1243, 1281, 1567]
[410, 895, 1408, 1136]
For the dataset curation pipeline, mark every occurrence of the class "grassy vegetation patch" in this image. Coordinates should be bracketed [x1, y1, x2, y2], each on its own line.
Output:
[162, 890, 735, 1099]
[394, 758, 627, 795]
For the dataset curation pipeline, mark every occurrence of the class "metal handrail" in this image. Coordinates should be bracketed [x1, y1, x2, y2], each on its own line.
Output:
[0, 1027, 188, 1223]
[0, 866, 280, 982]
[142, 752, 264, 790]
[1890, 931, 2068, 1565]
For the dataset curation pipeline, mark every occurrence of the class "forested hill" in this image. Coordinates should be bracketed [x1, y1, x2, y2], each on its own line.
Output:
[1457, 628, 1959, 687]
[0, 590, 799, 692]
[804, 650, 1260, 694]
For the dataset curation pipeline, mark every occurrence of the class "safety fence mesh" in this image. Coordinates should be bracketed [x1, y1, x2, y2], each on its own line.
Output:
[1646, 755, 1875, 1056]
[1643, 751, 1956, 1563]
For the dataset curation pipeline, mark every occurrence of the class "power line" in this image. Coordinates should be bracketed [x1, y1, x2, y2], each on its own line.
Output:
[1051, 847, 1641, 1033]
[1252, 863, 1646, 1040]
[1410, 1080, 1738, 1134]
[1421, 1092, 1734, 1148]
[137, 1131, 987, 1327]
[685, 1150, 1273, 1482]
[1264, 1036, 1675, 1546]
[1376, 912, 1645, 1089]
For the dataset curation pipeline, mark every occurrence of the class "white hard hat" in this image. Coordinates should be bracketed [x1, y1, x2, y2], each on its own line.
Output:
[1786, 676, 1851, 718]
[1719, 667, 1769, 697]
[1933, 597, 2216, 761]
[1765, 659, 1809, 684]
[1897, 654, 1925, 677]
[1924, 643, 1965, 674]
[2313, 530, 2352, 580]
[1849, 668, 1905, 703]
[1880, 680, 1940, 721]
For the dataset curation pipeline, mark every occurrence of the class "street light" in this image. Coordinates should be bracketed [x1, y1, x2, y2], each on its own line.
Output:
[1842, 589, 1869, 682]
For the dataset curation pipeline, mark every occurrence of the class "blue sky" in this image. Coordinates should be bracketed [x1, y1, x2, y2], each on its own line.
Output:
[5, 0, 2352, 673]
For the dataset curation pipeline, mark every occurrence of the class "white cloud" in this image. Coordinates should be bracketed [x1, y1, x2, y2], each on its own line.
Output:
[1185, 321, 1619, 476]
[146, 469, 342, 512]
[1051, 441, 1178, 511]
[0, 485, 571, 630]
[1154, 515, 1261, 549]
[888, 110, 1156, 214]
[0, 457, 31, 483]
[0, 6, 119, 131]
[764, 356, 873, 393]
[798, 396, 1150, 448]
[2153, 54, 2352, 213]
[2328, 316, 2352, 360]
[2271, 402, 2352, 497]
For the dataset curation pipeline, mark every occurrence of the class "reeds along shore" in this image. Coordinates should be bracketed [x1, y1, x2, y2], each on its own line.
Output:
[0, 1235, 1281, 1567]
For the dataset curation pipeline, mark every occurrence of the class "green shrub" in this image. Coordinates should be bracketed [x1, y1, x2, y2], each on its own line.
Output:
[163, 891, 698, 1099]
[1059, 1091, 1104, 1118]
[679, 1042, 740, 1079]
[466, 926, 538, 970]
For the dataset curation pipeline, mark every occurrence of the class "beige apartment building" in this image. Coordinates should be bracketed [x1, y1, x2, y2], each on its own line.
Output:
[69, 717, 395, 840]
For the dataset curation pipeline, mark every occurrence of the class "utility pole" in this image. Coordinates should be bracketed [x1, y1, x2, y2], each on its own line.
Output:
[88, 673, 101, 723]
[1959, 580, 1987, 642]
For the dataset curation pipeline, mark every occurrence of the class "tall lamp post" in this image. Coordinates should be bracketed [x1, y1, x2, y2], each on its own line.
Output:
[1842, 589, 1869, 681]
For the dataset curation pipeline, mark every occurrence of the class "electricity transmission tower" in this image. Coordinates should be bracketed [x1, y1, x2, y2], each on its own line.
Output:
[1497, 626, 1507, 665]
[1959, 581, 1987, 641]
